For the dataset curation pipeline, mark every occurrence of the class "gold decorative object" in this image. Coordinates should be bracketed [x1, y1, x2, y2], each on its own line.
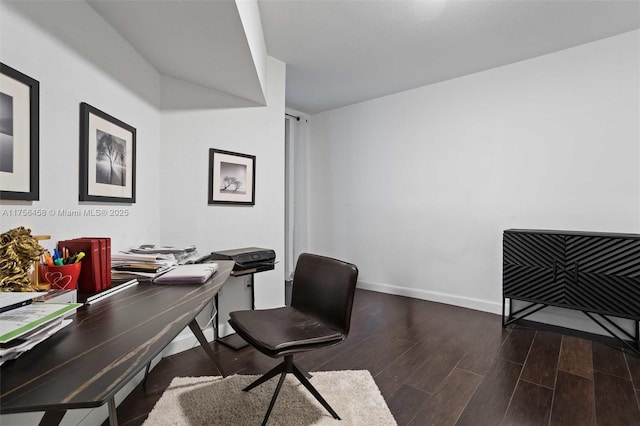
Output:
[0, 227, 45, 292]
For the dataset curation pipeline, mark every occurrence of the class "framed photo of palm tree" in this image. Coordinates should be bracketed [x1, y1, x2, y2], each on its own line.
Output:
[79, 102, 136, 203]
[208, 148, 255, 205]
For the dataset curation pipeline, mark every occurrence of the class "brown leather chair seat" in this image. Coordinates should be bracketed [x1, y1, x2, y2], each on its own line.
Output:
[229, 307, 344, 356]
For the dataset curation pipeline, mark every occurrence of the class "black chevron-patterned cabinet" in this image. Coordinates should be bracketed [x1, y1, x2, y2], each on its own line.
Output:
[503, 232, 566, 306]
[564, 235, 640, 319]
[503, 229, 640, 340]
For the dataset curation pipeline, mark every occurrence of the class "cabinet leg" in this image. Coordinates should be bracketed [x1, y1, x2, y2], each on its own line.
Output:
[502, 298, 506, 327]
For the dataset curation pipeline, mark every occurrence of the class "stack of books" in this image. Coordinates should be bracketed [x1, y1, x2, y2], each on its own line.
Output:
[57, 237, 111, 293]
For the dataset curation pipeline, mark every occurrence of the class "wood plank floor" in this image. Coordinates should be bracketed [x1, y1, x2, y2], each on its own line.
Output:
[109, 289, 640, 425]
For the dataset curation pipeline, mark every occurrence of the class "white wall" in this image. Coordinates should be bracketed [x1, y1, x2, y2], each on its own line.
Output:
[0, 1, 161, 253]
[0, 0, 284, 296]
[0, 2, 162, 425]
[308, 30, 640, 333]
[159, 57, 286, 309]
[1, 2, 285, 423]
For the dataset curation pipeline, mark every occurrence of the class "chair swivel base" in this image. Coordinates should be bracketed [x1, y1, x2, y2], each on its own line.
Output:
[243, 354, 340, 426]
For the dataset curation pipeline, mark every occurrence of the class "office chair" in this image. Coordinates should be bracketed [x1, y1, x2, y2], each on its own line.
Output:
[228, 253, 359, 425]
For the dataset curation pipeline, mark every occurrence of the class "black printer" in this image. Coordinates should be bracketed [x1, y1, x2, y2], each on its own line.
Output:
[208, 247, 276, 272]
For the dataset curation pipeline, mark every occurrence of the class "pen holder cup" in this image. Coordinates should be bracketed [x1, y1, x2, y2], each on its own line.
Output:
[40, 263, 81, 290]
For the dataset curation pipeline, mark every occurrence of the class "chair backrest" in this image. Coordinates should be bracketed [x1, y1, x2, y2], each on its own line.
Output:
[290, 253, 359, 335]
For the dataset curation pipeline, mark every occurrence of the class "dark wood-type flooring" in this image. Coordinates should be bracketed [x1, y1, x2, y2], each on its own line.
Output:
[110, 289, 640, 425]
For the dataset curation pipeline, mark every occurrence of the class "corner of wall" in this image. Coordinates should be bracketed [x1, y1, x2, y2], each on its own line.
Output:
[236, 0, 268, 105]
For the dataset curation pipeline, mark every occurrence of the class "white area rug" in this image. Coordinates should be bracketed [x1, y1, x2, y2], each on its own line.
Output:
[144, 370, 397, 425]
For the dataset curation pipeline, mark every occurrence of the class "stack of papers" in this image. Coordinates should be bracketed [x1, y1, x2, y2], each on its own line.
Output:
[128, 244, 200, 264]
[111, 252, 178, 279]
[0, 302, 82, 365]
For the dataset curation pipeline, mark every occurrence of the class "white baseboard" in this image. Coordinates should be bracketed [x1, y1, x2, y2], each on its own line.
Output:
[217, 322, 235, 338]
[357, 280, 503, 315]
[357, 280, 637, 338]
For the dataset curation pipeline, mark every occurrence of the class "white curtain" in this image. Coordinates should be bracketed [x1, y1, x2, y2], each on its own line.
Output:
[285, 112, 311, 280]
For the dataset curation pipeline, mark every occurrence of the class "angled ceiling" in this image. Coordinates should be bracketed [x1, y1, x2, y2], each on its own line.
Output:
[259, 0, 640, 114]
[87, 0, 640, 115]
[87, 0, 266, 106]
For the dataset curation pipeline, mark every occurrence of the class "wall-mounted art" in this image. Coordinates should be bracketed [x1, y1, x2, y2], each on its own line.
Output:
[0, 63, 39, 200]
[208, 148, 255, 205]
[79, 102, 136, 203]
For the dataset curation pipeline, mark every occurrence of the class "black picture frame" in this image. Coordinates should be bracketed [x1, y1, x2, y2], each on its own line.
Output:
[0, 63, 39, 201]
[208, 148, 255, 205]
[79, 102, 136, 203]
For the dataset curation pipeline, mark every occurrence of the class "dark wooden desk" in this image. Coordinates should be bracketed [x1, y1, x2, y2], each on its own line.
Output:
[0, 260, 234, 426]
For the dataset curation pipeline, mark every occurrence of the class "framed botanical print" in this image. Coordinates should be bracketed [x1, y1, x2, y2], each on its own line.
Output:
[79, 102, 136, 203]
[208, 148, 255, 205]
[0, 63, 39, 200]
